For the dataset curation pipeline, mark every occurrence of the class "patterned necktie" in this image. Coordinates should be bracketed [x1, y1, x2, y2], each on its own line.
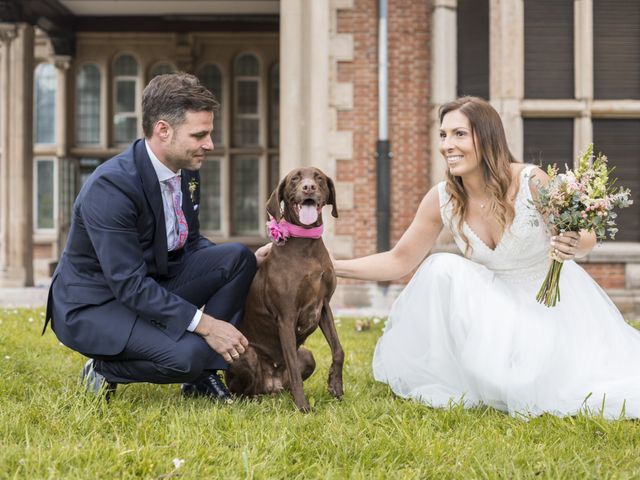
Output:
[165, 176, 188, 250]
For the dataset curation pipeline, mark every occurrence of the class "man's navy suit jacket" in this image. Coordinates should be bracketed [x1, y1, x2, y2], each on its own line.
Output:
[47, 139, 214, 356]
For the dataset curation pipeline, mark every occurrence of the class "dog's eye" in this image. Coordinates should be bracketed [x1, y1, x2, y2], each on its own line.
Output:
[291, 175, 300, 182]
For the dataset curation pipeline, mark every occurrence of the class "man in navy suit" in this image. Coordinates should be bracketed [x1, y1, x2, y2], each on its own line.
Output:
[44, 73, 259, 402]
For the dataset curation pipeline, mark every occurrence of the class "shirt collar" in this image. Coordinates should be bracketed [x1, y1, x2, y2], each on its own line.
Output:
[145, 139, 181, 183]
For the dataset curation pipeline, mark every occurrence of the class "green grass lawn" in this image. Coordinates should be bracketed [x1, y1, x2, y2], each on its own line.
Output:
[2, 308, 640, 479]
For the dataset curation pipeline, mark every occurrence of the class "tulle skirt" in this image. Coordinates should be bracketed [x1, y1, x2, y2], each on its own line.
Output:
[372, 253, 640, 419]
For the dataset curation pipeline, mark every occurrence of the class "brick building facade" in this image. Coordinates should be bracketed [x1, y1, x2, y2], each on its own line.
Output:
[0, 0, 639, 316]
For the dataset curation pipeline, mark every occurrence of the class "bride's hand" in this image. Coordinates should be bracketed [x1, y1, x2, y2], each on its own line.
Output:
[550, 231, 580, 261]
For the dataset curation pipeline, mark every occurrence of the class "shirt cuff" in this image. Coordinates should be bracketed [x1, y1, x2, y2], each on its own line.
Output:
[186, 309, 202, 332]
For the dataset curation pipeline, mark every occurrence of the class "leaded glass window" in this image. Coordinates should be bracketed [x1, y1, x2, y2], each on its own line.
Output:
[34, 63, 57, 145]
[113, 54, 139, 144]
[76, 64, 101, 144]
[233, 54, 260, 147]
[197, 64, 223, 146]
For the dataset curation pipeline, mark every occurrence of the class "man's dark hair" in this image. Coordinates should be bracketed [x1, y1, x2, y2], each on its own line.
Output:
[142, 73, 219, 137]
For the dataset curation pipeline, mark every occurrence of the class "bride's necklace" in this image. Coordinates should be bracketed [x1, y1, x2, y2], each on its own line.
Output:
[471, 196, 491, 209]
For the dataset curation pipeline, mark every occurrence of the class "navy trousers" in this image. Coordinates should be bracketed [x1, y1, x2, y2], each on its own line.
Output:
[93, 243, 256, 384]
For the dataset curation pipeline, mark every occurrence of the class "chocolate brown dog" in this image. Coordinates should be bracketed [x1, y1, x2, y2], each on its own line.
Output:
[226, 167, 343, 412]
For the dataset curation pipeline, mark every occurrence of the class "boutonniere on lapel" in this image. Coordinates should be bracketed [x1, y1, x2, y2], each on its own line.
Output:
[188, 179, 198, 203]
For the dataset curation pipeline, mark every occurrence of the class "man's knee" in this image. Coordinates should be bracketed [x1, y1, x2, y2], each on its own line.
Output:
[226, 243, 257, 280]
[162, 336, 214, 382]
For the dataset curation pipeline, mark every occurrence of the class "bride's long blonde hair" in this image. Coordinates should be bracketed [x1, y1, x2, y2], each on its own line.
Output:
[439, 97, 517, 255]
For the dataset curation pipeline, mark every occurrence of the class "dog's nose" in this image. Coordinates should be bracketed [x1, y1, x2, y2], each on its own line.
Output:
[301, 180, 317, 193]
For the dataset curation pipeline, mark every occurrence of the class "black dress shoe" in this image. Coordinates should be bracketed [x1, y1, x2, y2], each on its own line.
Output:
[80, 359, 117, 401]
[181, 371, 233, 404]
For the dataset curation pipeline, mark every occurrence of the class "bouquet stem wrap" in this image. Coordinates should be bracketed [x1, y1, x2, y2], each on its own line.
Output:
[536, 258, 564, 307]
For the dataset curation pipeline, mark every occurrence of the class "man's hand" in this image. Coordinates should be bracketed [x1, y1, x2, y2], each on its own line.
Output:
[255, 242, 272, 268]
[195, 313, 248, 363]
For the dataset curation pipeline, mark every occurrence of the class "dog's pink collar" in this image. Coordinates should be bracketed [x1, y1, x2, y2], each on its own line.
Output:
[267, 217, 323, 246]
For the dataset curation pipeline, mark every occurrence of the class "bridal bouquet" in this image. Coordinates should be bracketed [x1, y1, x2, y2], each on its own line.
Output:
[531, 144, 633, 307]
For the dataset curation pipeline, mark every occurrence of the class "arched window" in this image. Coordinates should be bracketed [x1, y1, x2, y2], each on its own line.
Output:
[197, 64, 223, 146]
[149, 62, 176, 79]
[233, 53, 260, 147]
[34, 63, 57, 145]
[113, 54, 139, 144]
[76, 64, 101, 145]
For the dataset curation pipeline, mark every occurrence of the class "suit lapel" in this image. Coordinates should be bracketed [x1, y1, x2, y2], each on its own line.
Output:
[181, 171, 195, 226]
[133, 139, 168, 276]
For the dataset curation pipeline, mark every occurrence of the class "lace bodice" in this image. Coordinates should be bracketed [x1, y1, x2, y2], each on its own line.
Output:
[438, 165, 551, 283]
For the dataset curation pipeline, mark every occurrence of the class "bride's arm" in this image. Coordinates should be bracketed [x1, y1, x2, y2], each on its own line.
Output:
[528, 166, 597, 259]
[333, 186, 443, 282]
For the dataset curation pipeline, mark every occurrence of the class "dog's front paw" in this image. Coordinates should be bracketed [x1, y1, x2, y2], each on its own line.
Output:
[328, 367, 344, 398]
[328, 381, 344, 399]
[296, 399, 312, 413]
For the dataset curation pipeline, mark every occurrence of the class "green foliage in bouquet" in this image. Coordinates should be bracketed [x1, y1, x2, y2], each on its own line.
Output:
[530, 144, 633, 307]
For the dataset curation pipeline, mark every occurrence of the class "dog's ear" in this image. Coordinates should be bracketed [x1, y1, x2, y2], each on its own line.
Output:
[326, 176, 339, 218]
[266, 177, 287, 221]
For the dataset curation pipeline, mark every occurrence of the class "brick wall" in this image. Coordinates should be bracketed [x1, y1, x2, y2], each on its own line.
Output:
[336, 0, 431, 260]
[582, 263, 626, 290]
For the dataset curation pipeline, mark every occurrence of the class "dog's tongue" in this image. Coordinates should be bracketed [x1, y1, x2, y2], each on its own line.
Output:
[299, 204, 318, 225]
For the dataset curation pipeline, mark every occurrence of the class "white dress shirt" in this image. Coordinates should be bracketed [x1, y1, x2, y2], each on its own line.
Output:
[145, 140, 202, 332]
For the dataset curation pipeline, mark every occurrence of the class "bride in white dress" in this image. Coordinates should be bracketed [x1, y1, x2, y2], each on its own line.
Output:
[333, 96, 640, 419]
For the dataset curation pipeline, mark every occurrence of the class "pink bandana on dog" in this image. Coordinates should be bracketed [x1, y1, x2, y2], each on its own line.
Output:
[267, 217, 324, 246]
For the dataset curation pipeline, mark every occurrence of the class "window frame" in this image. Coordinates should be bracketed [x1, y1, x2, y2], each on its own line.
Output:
[75, 62, 103, 147]
[111, 52, 142, 146]
[232, 52, 262, 148]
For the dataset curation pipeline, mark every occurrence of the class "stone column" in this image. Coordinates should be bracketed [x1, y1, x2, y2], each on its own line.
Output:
[54, 55, 72, 259]
[430, 0, 457, 187]
[0, 23, 35, 287]
[280, 0, 304, 174]
[0, 24, 17, 278]
[574, 0, 593, 160]
[280, 0, 330, 171]
[307, 0, 330, 174]
[490, 0, 524, 161]
[54, 55, 71, 158]
[281, 0, 337, 239]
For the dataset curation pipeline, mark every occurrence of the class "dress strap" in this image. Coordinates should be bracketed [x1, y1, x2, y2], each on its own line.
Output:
[518, 164, 538, 203]
[437, 181, 455, 231]
[521, 164, 537, 179]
